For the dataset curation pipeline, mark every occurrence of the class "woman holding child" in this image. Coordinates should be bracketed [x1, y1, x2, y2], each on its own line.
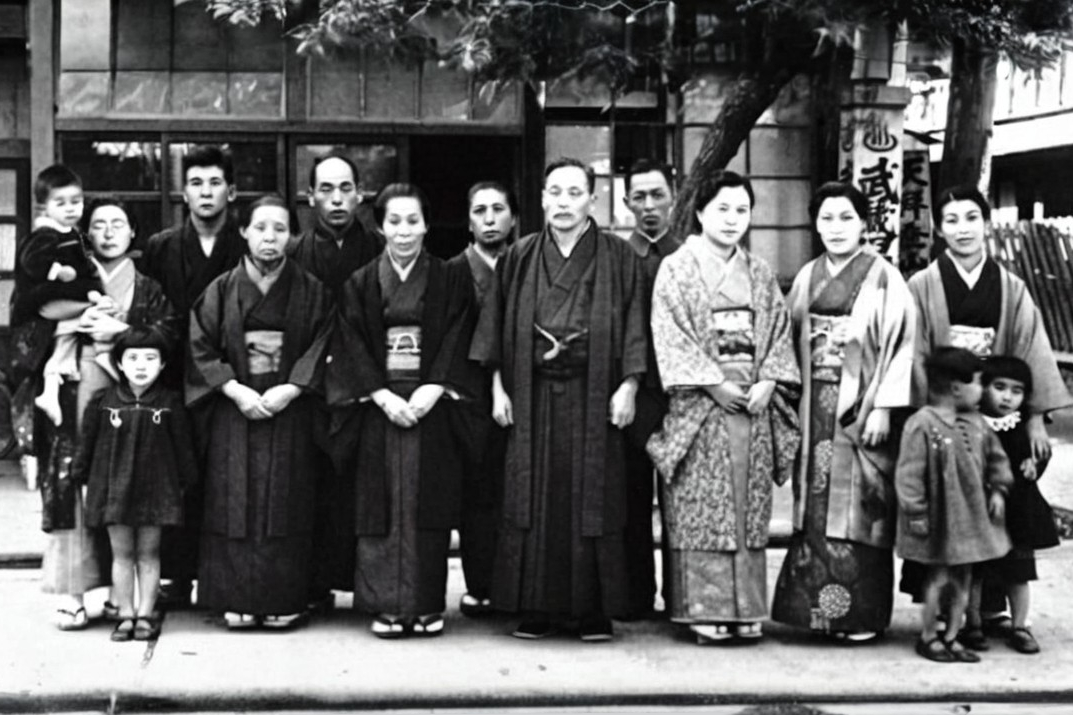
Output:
[771, 182, 916, 643]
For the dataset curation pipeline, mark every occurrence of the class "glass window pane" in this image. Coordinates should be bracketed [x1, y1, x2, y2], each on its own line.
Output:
[173, 1, 228, 71]
[592, 176, 612, 228]
[309, 52, 363, 118]
[228, 21, 283, 72]
[295, 144, 398, 202]
[684, 127, 745, 175]
[60, 138, 163, 192]
[472, 82, 520, 123]
[0, 224, 17, 271]
[748, 126, 810, 177]
[116, 0, 171, 70]
[172, 72, 228, 115]
[612, 175, 635, 231]
[57, 72, 111, 117]
[114, 72, 171, 114]
[228, 72, 283, 117]
[168, 142, 277, 194]
[545, 126, 611, 175]
[0, 278, 13, 326]
[0, 170, 15, 214]
[60, 0, 110, 71]
[750, 178, 810, 228]
[748, 227, 813, 284]
[614, 123, 669, 174]
[759, 75, 812, 126]
[420, 61, 470, 120]
[365, 58, 416, 119]
[682, 73, 729, 124]
[546, 75, 613, 109]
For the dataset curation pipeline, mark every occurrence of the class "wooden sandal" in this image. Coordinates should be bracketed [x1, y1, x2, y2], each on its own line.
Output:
[56, 607, 89, 631]
[370, 614, 408, 639]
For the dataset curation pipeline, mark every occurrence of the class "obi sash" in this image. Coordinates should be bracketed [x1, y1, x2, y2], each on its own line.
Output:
[386, 324, 422, 381]
[245, 330, 283, 376]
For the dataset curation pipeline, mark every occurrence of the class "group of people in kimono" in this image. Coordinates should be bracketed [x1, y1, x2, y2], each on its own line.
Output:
[16, 143, 1067, 658]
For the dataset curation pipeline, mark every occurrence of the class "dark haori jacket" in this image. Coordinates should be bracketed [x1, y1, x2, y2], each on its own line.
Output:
[73, 382, 198, 528]
[11, 223, 101, 327]
[287, 218, 385, 295]
[325, 251, 480, 535]
[469, 221, 649, 538]
[137, 217, 247, 322]
[186, 259, 330, 539]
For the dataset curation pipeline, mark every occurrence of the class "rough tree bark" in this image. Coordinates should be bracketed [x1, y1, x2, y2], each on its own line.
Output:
[939, 35, 999, 193]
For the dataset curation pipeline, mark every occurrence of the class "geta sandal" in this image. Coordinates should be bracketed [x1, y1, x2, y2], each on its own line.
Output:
[371, 614, 408, 639]
[411, 613, 444, 637]
[56, 607, 89, 631]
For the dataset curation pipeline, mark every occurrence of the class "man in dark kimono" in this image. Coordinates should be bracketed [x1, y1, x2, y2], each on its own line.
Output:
[471, 158, 648, 642]
[446, 181, 516, 617]
[287, 154, 384, 610]
[621, 159, 680, 619]
[136, 145, 246, 607]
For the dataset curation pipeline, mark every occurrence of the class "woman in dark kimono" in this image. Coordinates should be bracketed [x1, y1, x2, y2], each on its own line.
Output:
[771, 183, 915, 643]
[326, 183, 476, 639]
[26, 197, 176, 630]
[187, 195, 329, 630]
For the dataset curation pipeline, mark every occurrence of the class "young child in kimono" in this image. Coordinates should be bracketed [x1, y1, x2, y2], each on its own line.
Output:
[958, 356, 1060, 655]
[73, 326, 197, 642]
[14, 164, 115, 426]
[895, 347, 1013, 663]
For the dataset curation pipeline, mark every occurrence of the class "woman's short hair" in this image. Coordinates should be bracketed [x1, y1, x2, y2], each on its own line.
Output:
[467, 181, 517, 216]
[808, 182, 869, 225]
[691, 170, 755, 233]
[240, 194, 298, 235]
[934, 185, 991, 223]
[374, 183, 430, 226]
[982, 355, 1033, 396]
[111, 325, 173, 374]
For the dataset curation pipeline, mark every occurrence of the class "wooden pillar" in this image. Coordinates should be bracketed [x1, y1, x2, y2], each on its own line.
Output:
[28, 0, 54, 184]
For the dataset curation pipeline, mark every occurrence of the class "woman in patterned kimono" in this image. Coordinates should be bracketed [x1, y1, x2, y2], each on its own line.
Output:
[771, 182, 916, 643]
[326, 184, 477, 639]
[647, 171, 801, 644]
[188, 195, 329, 630]
[900, 185, 1072, 625]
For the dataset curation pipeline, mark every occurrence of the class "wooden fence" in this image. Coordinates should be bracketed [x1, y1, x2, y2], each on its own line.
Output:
[990, 220, 1073, 357]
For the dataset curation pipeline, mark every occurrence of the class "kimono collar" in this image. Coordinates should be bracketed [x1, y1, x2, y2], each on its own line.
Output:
[314, 213, 360, 247]
[113, 380, 165, 406]
[90, 255, 134, 283]
[388, 248, 423, 281]
[243, 255, 286, 294]
[469, 242, 499, 270]
[627, 228, 672, 258]
[686, 233, 743, 266]
[825, 247, 864, 277]
[947, 251, 987, 290]
[983, 411, 1022, 432]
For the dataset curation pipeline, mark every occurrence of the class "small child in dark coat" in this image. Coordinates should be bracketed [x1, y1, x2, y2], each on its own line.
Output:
[73, 327, 198, 642]
[894, 347, 1013, 664]
[960, 355, 1061, 655]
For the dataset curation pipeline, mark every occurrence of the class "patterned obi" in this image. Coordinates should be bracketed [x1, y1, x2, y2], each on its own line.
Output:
[533, 324, 589, 378]
[948, 324, 996, 357]
[713, 307, 755, 383]
[808, 313, 851, 383]
[245, 330, 283, 376]
[386, 325, 421, 381]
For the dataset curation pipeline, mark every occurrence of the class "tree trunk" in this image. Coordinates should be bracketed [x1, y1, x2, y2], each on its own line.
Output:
[669, 64, 802, 239]
[939, 36, 999, 193]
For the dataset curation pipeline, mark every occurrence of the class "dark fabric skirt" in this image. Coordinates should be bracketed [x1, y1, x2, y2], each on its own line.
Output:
[772, 380, 893, 633]
[353, 384, 451, 617]
[198, 418, 313, 616]
[492, 374, 629, 618]
[459, 420, 505, 600]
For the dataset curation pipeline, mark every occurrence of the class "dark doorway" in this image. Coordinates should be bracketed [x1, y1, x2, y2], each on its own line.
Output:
[409, 135, 518, 260]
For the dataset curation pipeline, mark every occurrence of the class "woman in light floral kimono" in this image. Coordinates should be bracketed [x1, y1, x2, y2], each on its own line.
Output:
[647, 171, 800, 644]
[771, 182, 915, 643]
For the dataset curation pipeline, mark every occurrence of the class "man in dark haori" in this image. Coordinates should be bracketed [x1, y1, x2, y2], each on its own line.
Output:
[471, 158, 648, 642]
[621, 158, 681, 618]
[287, 154, 385, 610]
[137, 145, 246, 608]
[446, 181, 517, 617]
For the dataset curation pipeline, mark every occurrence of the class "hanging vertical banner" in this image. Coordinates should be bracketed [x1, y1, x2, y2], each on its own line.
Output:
[838, 86, 910, 264]
[899, 146, 933, 277]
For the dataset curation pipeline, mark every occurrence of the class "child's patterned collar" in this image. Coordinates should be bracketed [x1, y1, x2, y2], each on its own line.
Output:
[983, 411, 1021, 432]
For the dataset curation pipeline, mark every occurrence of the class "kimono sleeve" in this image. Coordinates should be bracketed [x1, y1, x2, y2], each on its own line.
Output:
[286, 276, 331, 393]
[983, 425, 1014, 497]
[1007, 279, 1073, 414]
[870, 266, 916, 410]
[185, 275, 237, 407]
[324, 270, 388, 407]
[756, 264, 800, 388]
[71, 390, 107, 486]
[619, 245, 648, 380]
[650, 258, 726, 389]
[426, 260, 479, 399]
[468, 248, 508, 368]
[894, 416, 931, 536]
